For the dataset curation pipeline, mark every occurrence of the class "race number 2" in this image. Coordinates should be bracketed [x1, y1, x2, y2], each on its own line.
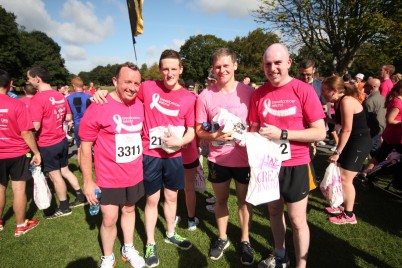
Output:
[274, 140, 291, 161]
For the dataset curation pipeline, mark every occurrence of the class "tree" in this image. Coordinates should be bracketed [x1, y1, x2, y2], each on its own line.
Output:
[254, 0, 401, 74]
[0, 6, 22, 82]
[229, 28, 280, 83]
[142, 63, 161, 81]
[180, 34, 227, 82]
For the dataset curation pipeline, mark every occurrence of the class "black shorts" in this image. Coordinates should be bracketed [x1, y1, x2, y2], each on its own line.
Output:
[99, 182, 144, 206]
[143, 155, 184, 195]
[39, 138, 69, 172]
[279, 163, 316, 203]
[0, 154, 32, 184]
[338, 131, 371, 172]
[374, 140, 402, 163]
[207, 160, 250, 184]
[183, 158, 200, 169]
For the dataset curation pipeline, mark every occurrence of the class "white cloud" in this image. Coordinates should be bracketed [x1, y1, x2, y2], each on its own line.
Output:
[63, 45, 87, 61]
[0, 0, 114, 45]
[190, 0, 260, 17]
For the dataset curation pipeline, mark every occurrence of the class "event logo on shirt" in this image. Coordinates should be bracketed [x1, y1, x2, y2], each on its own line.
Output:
[150, 93, 180, 116]
[49, 97, 65, 105]
[113, 114, 142, 133]
[262, 99, 296, 117]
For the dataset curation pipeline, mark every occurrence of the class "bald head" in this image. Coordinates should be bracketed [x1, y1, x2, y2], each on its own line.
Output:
[364, 78, 381, 95]
[262, 43, 292, 87]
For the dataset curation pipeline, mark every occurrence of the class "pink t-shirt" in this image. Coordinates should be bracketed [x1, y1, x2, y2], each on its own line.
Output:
[137, 80, 196, 158]
[30, 90, 71, 147]
[249, 79, 326, 166]
[0, 94, 33, 159]
[20, 97, 32, 108]
[382, 97, 402, 144]
[196, 82, 253, 167]
[79, 95, 144, 188]
[380, 79, 393, 97]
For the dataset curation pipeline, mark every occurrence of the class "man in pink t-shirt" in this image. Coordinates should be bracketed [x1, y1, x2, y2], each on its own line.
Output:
[80, 63, 145, 268]
[27, 66, 85, 219]
[195, 48, 255, 264]
[19, 84, 37, 108]
[0, 69, 41, 236]
[379, 64, 395, 97]
[93, 50, 196, 267]
[249, 44, 326, 268]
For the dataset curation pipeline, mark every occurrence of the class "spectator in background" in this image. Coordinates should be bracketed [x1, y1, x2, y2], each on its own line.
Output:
[342, 73, 352, 84]
[242, 76, 251, 86]
[0, 69, 41, 237]
[391, 73, 402, 85]
[354, 73, 365, 93]
[363, 78, 386, 157]
[85, 82, 96, 95]
[379, 64, 395, 97]
[7, 83, 19, 99]
[66, 76, 92, 165]
[299, 59, 327, 107]
[27, 66, 86, 219]
[20, 84, 37, 108]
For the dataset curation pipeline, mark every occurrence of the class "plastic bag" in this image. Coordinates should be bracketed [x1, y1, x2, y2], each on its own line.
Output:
[30, 165, 52, 210]
[245, 132, 281, 206]
[195, 165, 206, 193]
[212, 108, 248, 146]
[161, 125, 185, 154]
[320, 163, 343, 208]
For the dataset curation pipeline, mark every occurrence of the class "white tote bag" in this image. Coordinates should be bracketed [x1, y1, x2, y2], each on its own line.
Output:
[245, 133, 282, 206]
[320, 163, 343, 208]
[30, 165, 52, 210]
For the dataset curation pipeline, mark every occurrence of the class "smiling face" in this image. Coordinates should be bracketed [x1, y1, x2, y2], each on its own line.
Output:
[112, 66, 141, 103]
[263, 44, 292, 87]
[159, 58, 183, 90]
[212, 55, 237, 87]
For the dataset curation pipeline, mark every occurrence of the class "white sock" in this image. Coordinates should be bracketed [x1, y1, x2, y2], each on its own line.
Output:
[167, 231, 175, 237]
[104, 253, 115, 260]
[124, 243, 134, 248]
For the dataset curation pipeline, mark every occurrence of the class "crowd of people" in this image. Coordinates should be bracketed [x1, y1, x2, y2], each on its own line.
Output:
[0, 43, 401, 268]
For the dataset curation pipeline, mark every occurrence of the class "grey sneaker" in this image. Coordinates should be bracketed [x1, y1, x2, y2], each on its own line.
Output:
[258, 252, 290, 268]
[99, 253, 116, 268]
[206, 196, 216, 204]
[188, 217, 199, 231]
[164, 232, 192, 250]
[209, 238, 230, 260]
[144, 244, 159, 268]
[240, 241, 254, 265]
[206, 204, 215, 213]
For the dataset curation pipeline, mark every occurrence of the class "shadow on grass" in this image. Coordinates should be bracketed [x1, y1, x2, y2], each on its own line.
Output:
[65, 256, 98, 268]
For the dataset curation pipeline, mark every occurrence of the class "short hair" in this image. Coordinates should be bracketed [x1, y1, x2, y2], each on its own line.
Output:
[24, 84, 37, 95]
[71, 76, 84, 88]
[159, 49, 182, 68]
[212, 48, 237, 65]
[384, 64, 395, 75]
[0, 69, 11, 88]
[115, 62, 140, 77]
[342, 73, 351, 82]
[28, 66, 51, 84]
[299, 59, 315, 69]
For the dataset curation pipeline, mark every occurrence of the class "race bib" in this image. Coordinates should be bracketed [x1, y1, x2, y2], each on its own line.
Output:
[115, 133, 142, 163]
[273, 140, 291, 161]
[149, 126, 165, 149]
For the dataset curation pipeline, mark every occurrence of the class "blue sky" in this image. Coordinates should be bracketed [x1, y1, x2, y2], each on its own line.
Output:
[0, 0, 261, 75]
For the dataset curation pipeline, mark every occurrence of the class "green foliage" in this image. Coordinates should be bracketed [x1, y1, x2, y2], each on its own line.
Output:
[142, 63, 161, 81]
[254, 0, 401, 74]
[180, 34, 228, 83]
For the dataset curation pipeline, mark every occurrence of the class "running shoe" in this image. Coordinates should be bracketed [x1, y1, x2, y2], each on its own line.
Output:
[121, 245, 145, 268]
[240, 241, 254, 265]
[206, 204, 215, 213]
[258, 251, 290, 268]
[99, 254, 116, 268]
[44, 208, 72, 219]
[188, 217, 199, 231]
[164, 232, 192, 250]
[329, 212, 357, 225]
[14, 219, 40, 237]
[316, 141, 326, 146]
[325, 205, 344, 215]
[69, 197, 88, 208]
[144, 244, 159, 268]
[209, 238, 230, 260]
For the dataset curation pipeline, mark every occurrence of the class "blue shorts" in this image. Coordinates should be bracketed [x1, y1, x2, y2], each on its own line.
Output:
[143, 155, 184, 195]
[207, 161, 250, 184]
[39, 138, 69, 172]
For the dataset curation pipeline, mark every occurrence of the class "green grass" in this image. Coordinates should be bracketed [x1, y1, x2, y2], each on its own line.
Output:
[0, 150, 401, 268]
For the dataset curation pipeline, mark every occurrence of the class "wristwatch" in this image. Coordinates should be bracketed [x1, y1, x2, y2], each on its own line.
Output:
[333, 149, 342, 155]
[280, 129, 288, 140]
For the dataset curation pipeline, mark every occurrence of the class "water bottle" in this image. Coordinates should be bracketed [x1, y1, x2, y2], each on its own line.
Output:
[89, 189, 101, 216]
[202, 122, 219, 133]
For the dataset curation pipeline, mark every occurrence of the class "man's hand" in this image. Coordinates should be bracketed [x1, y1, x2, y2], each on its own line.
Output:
[161, 125, 183, 148]
[259, 123, 281, 140]
[84, 181, 100, 206]
[91, 89, 109, 104]
[30, 152, 41, 166]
